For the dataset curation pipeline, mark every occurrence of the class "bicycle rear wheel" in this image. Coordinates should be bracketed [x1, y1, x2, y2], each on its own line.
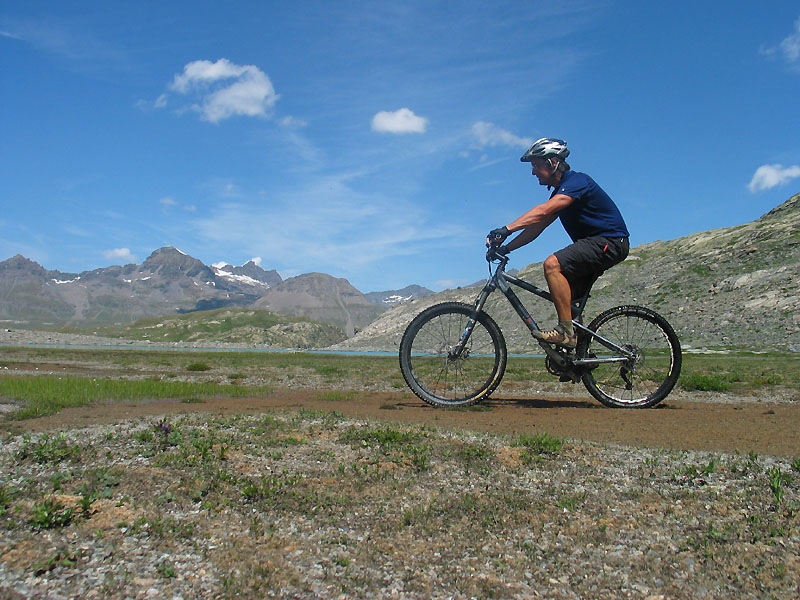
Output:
[578, 305, 681, 408]
[399, 302, 507, 408]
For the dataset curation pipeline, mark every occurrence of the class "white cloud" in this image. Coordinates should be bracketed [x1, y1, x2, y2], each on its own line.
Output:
[190, 172, 464, 279]
[371, 108, 428, 134]
[102, 248, 136, 263]
[470, 122, 532, 149]
[250, 257, 262, 266]
[0, 18, 123, 65]
[158, 196, 196, 212]
[279, 115, 307, 128]
[761, 18, 800, 66]
[0, 30, 24, 40]
[164, 58, 279, 123]
[780, 18, 800, 63]
[748, 164, 800, 192]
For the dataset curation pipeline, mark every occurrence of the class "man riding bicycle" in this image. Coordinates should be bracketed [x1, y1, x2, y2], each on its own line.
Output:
[486, 138, 629, 349]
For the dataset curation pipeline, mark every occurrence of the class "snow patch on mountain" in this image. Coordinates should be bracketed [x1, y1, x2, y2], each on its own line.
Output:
[212, 267, 271, 288]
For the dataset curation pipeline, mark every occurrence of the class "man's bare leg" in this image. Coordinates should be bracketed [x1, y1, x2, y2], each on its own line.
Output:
[543, 254, 572, 324]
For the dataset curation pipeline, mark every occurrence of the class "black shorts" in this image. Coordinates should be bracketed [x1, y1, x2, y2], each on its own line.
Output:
[554, 236, 629, 299]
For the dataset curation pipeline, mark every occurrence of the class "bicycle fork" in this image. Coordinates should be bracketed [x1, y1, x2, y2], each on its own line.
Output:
[448, 286, 493, 359]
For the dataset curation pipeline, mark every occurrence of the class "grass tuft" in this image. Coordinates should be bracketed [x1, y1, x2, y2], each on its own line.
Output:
[0, 375, 273, 420]
[186, 361, 212, 372]
[680, 373, 732, 392]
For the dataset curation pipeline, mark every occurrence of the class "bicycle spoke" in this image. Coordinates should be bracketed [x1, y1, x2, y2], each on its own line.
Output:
[581, 307, 680, 407]
[400, 303, 506, 407]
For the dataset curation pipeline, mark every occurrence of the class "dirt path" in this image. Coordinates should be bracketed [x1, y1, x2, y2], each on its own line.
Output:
[9, 389, 799, 458]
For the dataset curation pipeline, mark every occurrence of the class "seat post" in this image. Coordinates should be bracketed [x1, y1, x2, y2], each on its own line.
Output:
[571, 275, 600, 320]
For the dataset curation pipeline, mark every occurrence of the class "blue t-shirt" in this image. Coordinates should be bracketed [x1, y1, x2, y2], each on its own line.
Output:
[551, 170, 629, 242]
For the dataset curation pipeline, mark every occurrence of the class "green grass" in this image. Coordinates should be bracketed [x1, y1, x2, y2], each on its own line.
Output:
[0, 375, 273, 420]
[15, 432, 82, 463]
[0, 348, 797, 421]
[680, 373, 734, 392]
[680, 353, 799, 393]
[29, 498, 75, 529]
[0, 345, 400, 380]
[515, 432, 564, 462]
[185, 361, 212, 372]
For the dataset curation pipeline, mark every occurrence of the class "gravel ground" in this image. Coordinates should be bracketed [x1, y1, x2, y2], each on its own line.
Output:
[1, 328, 799, 598]
[1, 411, 798, 599]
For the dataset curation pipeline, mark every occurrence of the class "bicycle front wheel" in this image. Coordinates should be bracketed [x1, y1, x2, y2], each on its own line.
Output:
[578, 305, 682, 408]
[399, 302, 507, 408]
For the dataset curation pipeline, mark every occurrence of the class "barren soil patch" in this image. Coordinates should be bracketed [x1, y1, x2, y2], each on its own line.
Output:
[8, 388, 799, 458]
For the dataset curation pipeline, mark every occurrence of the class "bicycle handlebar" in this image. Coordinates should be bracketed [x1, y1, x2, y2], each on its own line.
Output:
[485, 244, 510, 265]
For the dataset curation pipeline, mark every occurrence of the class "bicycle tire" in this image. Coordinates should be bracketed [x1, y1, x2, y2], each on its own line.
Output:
[577, 305, 682, 408]
[399, 302, 507, 408]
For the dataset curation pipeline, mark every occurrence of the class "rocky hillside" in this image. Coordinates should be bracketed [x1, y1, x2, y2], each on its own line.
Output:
[88, 307, 346, 348]
[253, 273, 386, 337]
[336, 193, 800, 353]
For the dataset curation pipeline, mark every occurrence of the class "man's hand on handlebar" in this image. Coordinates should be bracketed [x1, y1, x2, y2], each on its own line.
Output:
[486, 226, 510, 247]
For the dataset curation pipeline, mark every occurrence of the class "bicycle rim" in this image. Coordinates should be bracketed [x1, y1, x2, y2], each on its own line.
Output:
[399, 303, 506, 407]
[580, 306, 681, 408]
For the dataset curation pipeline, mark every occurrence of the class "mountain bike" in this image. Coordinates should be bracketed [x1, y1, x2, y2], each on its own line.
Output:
[399, 247, 682, 409]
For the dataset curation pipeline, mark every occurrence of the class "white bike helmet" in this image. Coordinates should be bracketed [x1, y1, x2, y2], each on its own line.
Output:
[520, 138, 570, 162]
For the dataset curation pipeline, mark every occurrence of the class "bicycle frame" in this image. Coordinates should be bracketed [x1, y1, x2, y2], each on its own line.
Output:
[451, 255, 635, 368]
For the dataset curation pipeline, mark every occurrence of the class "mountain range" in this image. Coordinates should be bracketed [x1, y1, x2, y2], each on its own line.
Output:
[0, 246, 432, 335]
[2, 193, 798, 351]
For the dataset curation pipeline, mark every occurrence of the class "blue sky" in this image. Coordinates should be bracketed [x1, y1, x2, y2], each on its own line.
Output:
[2, 1, 799, 293]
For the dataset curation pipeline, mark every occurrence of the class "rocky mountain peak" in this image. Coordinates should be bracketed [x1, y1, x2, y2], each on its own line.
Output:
[143, 246, 190, 264]
[142, 246, 212, 278]
[212, 260, 282, 288]
[235, 261, 282, 286]
[0, 254, 72, 281]
[0, 254, 48, 275]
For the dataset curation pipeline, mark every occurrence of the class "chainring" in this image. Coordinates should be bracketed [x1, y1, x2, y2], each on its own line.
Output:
[545, 352, 582, 383]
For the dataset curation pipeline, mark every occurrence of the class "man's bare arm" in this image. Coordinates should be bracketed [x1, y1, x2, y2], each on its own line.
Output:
[508, 193, 574, 231]
[504, 193, 574, 250]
